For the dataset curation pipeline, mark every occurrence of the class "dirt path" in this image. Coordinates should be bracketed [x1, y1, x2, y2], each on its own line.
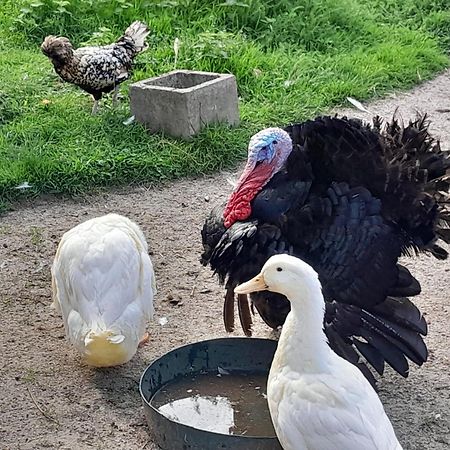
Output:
[1, 71, 450, 450]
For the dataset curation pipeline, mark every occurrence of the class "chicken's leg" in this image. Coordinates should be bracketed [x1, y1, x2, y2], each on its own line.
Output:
[112, 85, 119, 108]
[91, 98, 99, 115]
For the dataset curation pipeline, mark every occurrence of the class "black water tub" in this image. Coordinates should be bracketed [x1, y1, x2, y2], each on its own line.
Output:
[139, 337, 282, 449]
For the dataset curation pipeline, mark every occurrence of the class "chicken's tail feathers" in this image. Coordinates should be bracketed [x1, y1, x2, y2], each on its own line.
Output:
[122, 20, 150, 54]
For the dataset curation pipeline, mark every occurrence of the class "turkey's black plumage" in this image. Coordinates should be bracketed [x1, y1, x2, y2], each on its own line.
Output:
[201, 115, 450, 383]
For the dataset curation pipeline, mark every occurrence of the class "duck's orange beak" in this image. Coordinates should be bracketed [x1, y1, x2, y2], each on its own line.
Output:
[234, 274, 268, 294]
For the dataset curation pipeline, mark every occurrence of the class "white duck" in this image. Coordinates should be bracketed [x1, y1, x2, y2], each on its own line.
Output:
[235, 254, 402, 450]
[52, 213, 156, 367]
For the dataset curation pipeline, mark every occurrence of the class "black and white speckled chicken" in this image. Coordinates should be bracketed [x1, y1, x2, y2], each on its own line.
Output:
[41, 21, 150, 114]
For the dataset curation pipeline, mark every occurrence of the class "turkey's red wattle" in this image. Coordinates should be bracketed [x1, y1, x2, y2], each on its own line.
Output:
[223, 162, 273, 228]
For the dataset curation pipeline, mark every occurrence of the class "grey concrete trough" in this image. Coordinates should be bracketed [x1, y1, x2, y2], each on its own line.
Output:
[129, 70, 240, 139]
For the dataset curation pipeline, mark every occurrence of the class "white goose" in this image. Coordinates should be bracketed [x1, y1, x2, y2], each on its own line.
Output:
[235, 254, 402, 450]
[52, 213, 156, 367]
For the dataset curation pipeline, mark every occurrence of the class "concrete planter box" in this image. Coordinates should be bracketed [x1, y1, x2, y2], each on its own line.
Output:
[129, 70, 240, 139]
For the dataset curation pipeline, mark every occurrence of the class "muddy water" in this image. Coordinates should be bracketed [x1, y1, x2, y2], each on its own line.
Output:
[150, 371, 276, 437]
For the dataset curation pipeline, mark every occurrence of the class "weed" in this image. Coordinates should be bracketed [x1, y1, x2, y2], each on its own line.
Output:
[0, 225, 12, 235]
[22, 368, 38, 383]
[30, 226, 43, 246]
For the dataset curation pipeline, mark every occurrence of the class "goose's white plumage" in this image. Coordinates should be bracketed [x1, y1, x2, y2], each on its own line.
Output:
[52, 213, 156, 367]
[235, 254, 402, 450]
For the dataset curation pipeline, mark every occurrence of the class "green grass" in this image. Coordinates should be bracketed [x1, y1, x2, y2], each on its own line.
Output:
[0, 0, 449, 207]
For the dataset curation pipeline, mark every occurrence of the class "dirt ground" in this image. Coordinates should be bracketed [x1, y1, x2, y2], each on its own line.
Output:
[1, 71, 450, 450]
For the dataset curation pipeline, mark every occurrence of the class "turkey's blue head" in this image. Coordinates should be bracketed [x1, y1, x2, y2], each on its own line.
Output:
[223, 127, 292, 228]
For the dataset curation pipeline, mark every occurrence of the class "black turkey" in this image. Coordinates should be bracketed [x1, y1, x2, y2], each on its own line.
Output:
[201, 114, 450, 384]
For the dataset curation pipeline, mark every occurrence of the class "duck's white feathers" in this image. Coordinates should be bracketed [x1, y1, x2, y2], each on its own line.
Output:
[269, 348, 402, 450]
[52, 214, 155, 364]
[268, 302, 402, 450]
[236, 255, 402, 450]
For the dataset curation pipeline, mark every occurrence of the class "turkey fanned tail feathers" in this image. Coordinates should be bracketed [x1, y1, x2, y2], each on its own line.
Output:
[201, 114, 449, 383]
[374, 113, 450, 256]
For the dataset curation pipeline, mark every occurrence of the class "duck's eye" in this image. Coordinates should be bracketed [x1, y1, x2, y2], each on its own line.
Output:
[277, 267, 282, 272]
[273, 140, 278, 145]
